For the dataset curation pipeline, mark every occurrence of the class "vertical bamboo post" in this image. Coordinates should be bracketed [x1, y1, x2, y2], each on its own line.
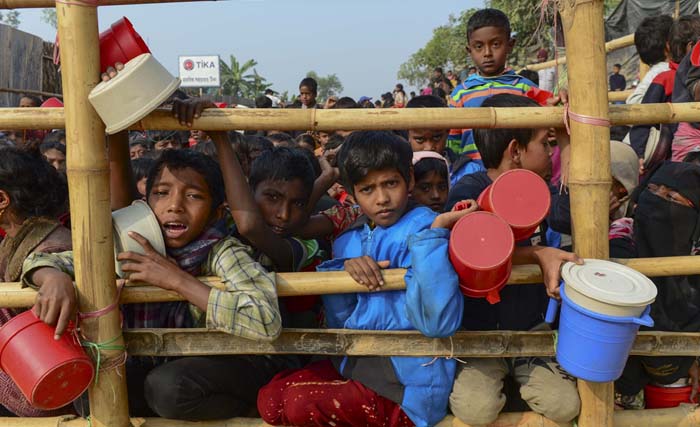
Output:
[558, 1, 614, 427]
[55, 3, 130, 427]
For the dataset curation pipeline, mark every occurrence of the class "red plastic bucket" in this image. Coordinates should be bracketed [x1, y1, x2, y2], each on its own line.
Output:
[645, 383, 697, 408]
[0, 310, 94, 410]
[99, 17, 151, 73]
[477, 169, 551, 242]
[449, 211, 514, 304]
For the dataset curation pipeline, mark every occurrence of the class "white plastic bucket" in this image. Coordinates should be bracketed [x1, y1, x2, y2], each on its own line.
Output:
[112, 200, 166, 278]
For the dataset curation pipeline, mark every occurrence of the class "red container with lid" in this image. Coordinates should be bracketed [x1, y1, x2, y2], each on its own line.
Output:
[99, 17, 151, 73]
[0, 310, 94, 410]
[449, 211, 515, 304]
[477, 169, 551, 242]
[644, 381, 698, 408]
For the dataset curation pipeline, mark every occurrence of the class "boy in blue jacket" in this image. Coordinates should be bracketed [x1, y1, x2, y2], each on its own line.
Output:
[258, 131, 476, 427]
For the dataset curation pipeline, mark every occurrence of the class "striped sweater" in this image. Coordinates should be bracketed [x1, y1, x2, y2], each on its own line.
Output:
[447, 70, 551, 157]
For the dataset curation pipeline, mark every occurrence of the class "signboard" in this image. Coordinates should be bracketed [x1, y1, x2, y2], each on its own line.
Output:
[178, 55, 220, 88]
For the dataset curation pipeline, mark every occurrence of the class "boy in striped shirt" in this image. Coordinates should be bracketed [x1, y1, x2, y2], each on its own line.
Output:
[447, 8, 552, 170]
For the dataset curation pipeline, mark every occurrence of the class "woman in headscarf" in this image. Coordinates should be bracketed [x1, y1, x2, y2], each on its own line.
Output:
[615, 161, 700, 408]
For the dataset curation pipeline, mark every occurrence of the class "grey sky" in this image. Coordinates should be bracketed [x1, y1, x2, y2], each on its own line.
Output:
[16, 0, 484, 99]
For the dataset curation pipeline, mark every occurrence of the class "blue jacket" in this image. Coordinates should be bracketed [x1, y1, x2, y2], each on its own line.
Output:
[319, 206, 463, 427]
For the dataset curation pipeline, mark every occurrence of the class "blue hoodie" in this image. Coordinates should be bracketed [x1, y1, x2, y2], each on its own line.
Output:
[319, 205, 463, 427]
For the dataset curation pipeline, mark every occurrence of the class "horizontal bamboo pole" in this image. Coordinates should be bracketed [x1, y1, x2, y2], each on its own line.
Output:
[525, 34, 635, 71]
[2, 407, 698, 427]
[0, 0, 212, 8]
[122, 328, 700, 358]
[608, 89, 634, 102]
[1, 102, 699, 131]
[0, 87, 63, 98]
[1, 256, 698, 308]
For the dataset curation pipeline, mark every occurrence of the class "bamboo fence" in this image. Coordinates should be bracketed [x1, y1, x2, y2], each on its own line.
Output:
[0, 0, 699, 427]
[524, 34, 635, 72]
[2, 101, 700, 131]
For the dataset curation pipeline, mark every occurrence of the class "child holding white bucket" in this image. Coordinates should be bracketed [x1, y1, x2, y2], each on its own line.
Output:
[0, 147, 73, 417]
[446, 94, 583, 425]
[615, 162, 700, 408]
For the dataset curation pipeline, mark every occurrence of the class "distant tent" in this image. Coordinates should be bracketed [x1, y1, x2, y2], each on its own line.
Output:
[606, 0, 699, 41]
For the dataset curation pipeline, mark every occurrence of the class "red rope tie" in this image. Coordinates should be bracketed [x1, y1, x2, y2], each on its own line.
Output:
[563, 103, 611, 135]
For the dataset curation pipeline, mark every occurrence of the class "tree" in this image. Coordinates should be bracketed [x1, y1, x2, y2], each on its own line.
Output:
[219, 55, 274, 98]
[306, 71, 344, 102]
[41, 9, 57, 29]
[0, 11, 20, 28]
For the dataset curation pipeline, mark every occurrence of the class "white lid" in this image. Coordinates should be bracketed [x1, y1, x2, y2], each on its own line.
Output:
[561, 259, 657, 307]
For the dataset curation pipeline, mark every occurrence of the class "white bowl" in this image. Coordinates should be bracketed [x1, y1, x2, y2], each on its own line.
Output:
[89, 53, 180, 135]
[562, 259, 657, 318]
[112, 200, 166, 278]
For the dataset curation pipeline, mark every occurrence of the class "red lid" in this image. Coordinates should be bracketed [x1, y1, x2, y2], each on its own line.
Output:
[450, 211, 514, 270]
[488, 169, 550, 229]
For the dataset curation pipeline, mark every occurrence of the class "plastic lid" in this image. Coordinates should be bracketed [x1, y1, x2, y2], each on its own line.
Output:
[489, 169, 551, 228]
[450, 211, 514, 269]
[561, 259, 657, 307]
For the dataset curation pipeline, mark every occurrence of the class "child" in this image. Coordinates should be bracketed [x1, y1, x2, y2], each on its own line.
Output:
[39, 141, 66, 173]
[626, 15, 673, 105]
[610, 63, 626, 93]
[406, 95, 484, 185]
[131, 157, 154, 199]
[0, 147, 72, 418]
[298, 77, 318, 109]
[446, 9, 551, 158]
[258, 131, 474, 427]
[147, 130, 187, 151]
[129, 137, 153, 159]
[411, 151, 449, 213]
[629, 15, 700, 165]
[446, 94, 581, 425]
[21, 148, 283, 420]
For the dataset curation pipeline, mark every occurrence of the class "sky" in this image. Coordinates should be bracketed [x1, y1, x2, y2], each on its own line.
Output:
[14, 0, 484, 100]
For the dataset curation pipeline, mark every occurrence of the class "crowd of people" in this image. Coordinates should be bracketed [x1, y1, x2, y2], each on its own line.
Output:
[0, 6, 699, 427]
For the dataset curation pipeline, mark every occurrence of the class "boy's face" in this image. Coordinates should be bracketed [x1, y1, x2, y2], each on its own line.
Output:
[254, 178, 310, 236]
[412, 171, 448, 213]
[318, 132, 330, 147]
[353, 168, 413, 228]
[612, 65, 621, 74]
[518, 128, 552, 181]
[154, 138, 182, 151]
[19, 97, 38, 108]
[408, 129, 448, 153]
[43, 148, 66, 173]
[467, 26, 514, 77]
[299, 86, 316, 107]
[148, 166, 215, 248]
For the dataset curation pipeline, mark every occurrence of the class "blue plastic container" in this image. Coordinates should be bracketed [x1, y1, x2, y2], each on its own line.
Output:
[546, 285, 654, 382]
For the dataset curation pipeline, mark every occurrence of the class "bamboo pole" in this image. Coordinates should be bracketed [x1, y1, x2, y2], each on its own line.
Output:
[1, 256, 699, 307]
[608, 90, 633, 102]
[0, 0, 212, 8]
[559, 2, 614, 427]
[121, 328, 700, 358]
[2, 405, 699, 427]
[0, 87, 63, 99]
[55, 3, 130, 427]
[525, 34, 635, 71]
[2, 101, 700, 130]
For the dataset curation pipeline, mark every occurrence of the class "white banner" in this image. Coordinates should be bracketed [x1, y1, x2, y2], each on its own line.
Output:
[178, 55, 220, 88]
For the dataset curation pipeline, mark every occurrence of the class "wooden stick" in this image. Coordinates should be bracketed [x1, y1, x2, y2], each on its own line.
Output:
[55, 3, 130, 427]
[0, 87, 62, 98]
[0, 0, 214, 8]
[1, 256, 698, 308]
[2, 406, 699, 427]
[525, 34, 635, 71]
[2, 102, 699, 130]
[560, 2, 614, 427]
[121, 328, 700, 358]
[608, 90, 633, 102]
